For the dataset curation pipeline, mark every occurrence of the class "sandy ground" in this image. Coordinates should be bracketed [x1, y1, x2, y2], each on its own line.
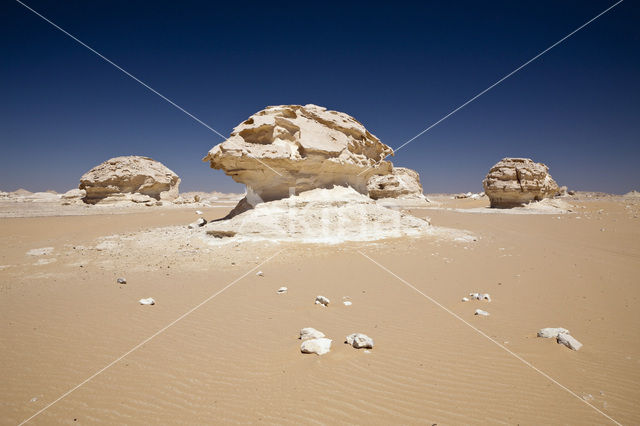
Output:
[1, 195, 639, 424]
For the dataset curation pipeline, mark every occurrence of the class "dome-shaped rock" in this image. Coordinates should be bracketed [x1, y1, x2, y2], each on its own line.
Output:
[483, 158, 560, 208]
[79, 156, 180, 204]
[203, 104, 393, 202]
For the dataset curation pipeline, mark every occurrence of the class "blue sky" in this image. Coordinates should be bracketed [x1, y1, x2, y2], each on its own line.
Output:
[1, 0, 638, 193]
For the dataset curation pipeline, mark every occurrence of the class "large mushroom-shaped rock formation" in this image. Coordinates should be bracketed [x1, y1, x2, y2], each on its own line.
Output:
[367, 167, 426, 201]
[483, 158, 560, 208]
[79, 156, 180, 204]
[202, 104, 393, 203]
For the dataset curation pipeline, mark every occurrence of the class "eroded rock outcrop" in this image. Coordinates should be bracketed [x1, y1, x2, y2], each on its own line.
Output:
[203, 104, 393, 202]
[200, 186, 472, 244]
[79, 156, 180, 204]
[367, 167, 426, 200]
[483, 158, 560, 208]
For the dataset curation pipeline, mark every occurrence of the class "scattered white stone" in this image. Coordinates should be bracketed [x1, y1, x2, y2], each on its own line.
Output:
[461, 297, 470, 302]
[196, 210, 203, 215]
[277, 286, 287, 294]
[300, 327, 325, 340]
[345, 333, 374, 349]
[537, 327, 570, 338]
[139, 298, 155, 305]
[482, 293, 492, 302]
[315, 295, 330, 306]
[469, 292, 481, 300]
[187, 217, 207, 229]
[557, 333, 583, 351]
[26, 247, 54, 256]
[474, 309, 489, 316]
[29, 397, 38, 402]
[343, 301, 352, 306]
[256, 271, 264, 277]
[117, 277, 127, 284]
[301, 338, 332, 355]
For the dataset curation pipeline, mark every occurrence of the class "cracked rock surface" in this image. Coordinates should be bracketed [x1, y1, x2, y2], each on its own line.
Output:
[483, 158, 560, 208]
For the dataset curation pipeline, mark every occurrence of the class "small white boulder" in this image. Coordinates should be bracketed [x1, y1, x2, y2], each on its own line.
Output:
[557, 333, 583, 351]
[537, 327, 570, 338]
[474, 309, 489, 316]
[196, 210, 203, 215]
[276, 287, 287, 294]
[187, 218, 207, 229]
[345, 333, 374, 349]
[343, 301, 352, 306]
[256, 271, 264, 277]
[461, 297, 470, 302]
[315, 295, 330, 306]
[139, 297, 155, 305]
[300, 327, 325, 340]
[301, 338, 332, 355]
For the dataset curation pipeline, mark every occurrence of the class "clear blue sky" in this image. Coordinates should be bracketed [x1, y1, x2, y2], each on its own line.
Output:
[1, 0, 638, 194]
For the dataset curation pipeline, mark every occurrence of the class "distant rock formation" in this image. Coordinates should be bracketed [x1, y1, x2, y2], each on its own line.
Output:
[483, 158, 560, 208]
[202, 104, 393, 203]
[367, 167, 426, 200]
[79, 156, 180, 204]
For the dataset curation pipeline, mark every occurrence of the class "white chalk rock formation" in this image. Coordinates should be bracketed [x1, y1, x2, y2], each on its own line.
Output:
[345, 333, 374, 349]
[557, 333, 583, 351]
[483, 158, 560, 208]
[60, 189, 86, 205]
[79, 156, 180, 204]
[367, 167, 427, 202]
[537, 327, 570, 338]
[203, 104, 393, 203]
[301, 338, 332, 355]
[204, 186, 439, 244]
[300, 327, 325, 341]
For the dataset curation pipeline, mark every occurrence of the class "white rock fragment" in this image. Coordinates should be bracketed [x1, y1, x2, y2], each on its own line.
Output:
[117, 277, 127, 284]
[474, 309, 489, 316]
[482, 293, 491, 302]
[188, 217, 207, 229]
[557, 333, 583, 351]
[315, 295, 330, 306]
[537, 327, 570, 338]
[343, 301, 352, 306]
[345, 333, 374, 349]
[461, 297, 470, 302]
[469, 292, 481, 300]
[301, 338, 332, 355]
[276, 286, 287, 294]
[256, 271, 264, 277]
[196, 210, 203, 215]
[300, 327, 325, 340]
[139, 298, 155, 305]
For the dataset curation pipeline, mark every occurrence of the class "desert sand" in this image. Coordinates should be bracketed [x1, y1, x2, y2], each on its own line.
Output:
[1, 192, 639, 425]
